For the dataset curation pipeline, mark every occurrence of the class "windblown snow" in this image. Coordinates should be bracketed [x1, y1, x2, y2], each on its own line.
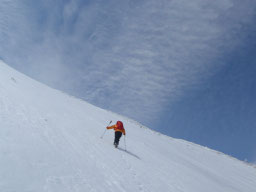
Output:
[0, 60, 255, 192]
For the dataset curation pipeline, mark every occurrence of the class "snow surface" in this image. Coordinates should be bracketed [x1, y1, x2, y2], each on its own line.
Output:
[0, 60, 255, 192]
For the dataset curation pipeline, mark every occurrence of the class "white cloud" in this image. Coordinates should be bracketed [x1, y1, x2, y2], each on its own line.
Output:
[1, 0, 256, 125]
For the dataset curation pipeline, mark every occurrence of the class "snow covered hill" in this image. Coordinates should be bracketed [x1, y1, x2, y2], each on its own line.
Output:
[0, 60, 255, 192]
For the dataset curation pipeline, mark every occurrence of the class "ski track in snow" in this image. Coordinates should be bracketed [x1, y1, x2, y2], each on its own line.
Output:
[0, 60, 256, 192]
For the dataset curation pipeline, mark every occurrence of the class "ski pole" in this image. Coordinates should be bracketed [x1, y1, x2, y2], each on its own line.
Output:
[100, 120, 112, 139]
[124, 135, 127, 151]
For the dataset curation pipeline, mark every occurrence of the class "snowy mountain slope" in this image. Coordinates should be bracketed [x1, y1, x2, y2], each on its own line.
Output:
[0, 60, 256, 192]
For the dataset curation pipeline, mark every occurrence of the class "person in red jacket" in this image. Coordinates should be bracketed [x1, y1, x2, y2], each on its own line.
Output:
[107, 121, 126, 148]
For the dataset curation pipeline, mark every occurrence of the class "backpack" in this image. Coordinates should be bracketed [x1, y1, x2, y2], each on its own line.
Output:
[116, 121, 124, 130]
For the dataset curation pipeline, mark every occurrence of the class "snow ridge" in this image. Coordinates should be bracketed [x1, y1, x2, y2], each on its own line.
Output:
[0, 60, 256, 192]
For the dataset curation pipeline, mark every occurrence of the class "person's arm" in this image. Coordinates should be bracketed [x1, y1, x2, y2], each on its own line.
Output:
[107, 125, 116, 129]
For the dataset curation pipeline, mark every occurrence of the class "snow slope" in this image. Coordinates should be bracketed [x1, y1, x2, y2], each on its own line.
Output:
[0, 60, 255, 192]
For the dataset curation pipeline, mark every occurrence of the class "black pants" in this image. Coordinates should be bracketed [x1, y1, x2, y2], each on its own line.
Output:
[114, 131, 122, 145]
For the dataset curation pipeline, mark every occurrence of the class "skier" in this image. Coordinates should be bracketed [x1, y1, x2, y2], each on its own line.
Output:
[107, 121, 126, 148]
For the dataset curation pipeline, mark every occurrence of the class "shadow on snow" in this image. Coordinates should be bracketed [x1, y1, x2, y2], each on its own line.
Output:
[117, 147, 141, 160]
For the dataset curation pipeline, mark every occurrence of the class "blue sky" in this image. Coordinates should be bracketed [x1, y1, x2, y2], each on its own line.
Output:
[0, 0, 256, 163]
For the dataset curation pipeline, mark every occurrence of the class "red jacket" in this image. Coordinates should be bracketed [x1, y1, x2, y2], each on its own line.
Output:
[107, 121, 126, 135]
